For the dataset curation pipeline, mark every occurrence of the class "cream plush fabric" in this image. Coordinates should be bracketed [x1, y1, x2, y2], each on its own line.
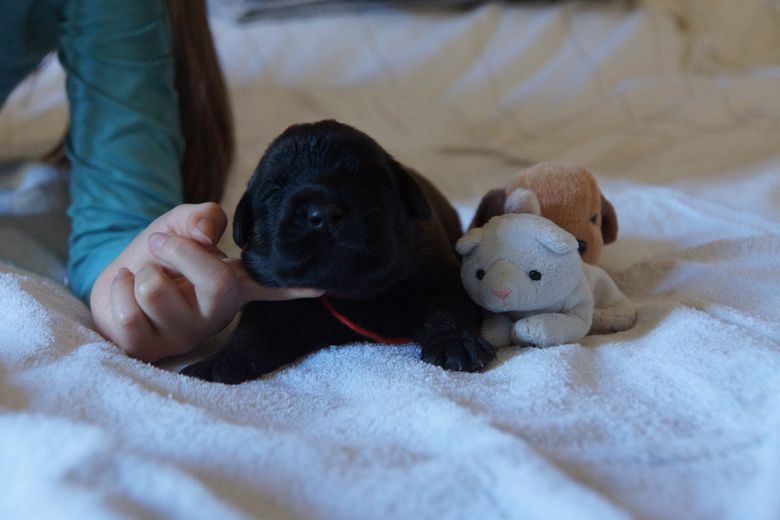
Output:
[457, 212, 594, 348]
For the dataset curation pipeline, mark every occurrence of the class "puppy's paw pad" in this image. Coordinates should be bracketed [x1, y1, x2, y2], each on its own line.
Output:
[421, 333, 496, 372]
[462, 335, 497, 371]
[180, 359, 250, 384]
[180, 360, 218, 382]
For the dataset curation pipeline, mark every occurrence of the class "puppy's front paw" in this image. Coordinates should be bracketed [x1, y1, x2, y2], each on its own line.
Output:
[180, 359, 217, 382]
[180, 356, 257, 385]
[420, 330, 496, 372]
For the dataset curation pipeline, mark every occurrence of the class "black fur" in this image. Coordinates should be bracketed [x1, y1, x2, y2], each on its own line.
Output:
[181, 120, 495, 383]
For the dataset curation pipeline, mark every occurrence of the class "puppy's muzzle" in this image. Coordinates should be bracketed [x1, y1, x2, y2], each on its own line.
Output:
[287, 185, 345, 234]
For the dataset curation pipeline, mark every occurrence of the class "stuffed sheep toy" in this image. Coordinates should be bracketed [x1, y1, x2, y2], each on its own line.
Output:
[457, 189, 636, 349]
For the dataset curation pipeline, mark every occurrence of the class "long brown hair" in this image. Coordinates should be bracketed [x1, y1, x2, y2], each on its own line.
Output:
[45, 0, 233, 204]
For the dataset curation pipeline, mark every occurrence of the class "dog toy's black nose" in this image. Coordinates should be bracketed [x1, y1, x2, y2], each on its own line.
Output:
[577, 240, 588, 254]
[306, 203, 344, 230]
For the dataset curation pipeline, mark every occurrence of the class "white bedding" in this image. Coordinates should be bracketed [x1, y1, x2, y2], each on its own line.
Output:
[2, 1, 780, 519]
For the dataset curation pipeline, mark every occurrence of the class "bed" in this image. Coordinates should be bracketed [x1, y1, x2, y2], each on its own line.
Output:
[1, 1, 779, 518]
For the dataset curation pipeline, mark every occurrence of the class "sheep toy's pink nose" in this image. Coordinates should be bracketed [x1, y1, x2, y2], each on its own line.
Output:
[491, 288, 512, 299]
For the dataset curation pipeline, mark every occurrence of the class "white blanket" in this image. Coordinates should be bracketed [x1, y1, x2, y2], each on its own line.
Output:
[2, 1, 780, 518]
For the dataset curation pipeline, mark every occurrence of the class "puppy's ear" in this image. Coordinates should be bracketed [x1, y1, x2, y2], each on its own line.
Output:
[392, 161, 431, 219]
[455, 228, 484, 256]
[600, 194, 618, 244]
[470, 189, 507, 229]
[232, 192, 253, 248]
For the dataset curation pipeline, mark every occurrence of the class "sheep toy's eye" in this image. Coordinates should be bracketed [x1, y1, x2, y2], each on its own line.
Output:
[529, 270, 542, 281]
[475, 269, 486, 280]
[590, 214, 598, 225]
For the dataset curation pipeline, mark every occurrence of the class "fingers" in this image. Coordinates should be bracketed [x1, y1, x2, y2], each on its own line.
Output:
[93, 203, 234, 363]
[133, 264, 193, 335]
[148, 232, 239, 319]
[106, 203, 230, 283]
[110, 268, 155, 360]
[147, 229, 325, 325]
[108, 266, 199, 361]
[160, 202, 227, 247]
[189, 202, 228, 247]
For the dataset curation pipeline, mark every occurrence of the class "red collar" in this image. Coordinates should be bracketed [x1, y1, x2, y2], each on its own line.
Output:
[320, 297, 412, 345]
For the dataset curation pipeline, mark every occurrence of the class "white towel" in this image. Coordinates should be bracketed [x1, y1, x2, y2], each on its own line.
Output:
[2, 178, 779, 519]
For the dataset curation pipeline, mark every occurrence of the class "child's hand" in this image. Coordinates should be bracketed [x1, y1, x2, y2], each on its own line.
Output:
[90, 203, 323, 362]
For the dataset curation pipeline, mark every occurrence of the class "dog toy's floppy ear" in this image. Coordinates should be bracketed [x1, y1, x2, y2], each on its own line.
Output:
[391, 161, 431, 219]
[455, 227, 484, 256]
[600, 193, 618, 244]
[232, 192, 253, 248]
[505, 188, 541, 215]
[470, 189, 507, 229]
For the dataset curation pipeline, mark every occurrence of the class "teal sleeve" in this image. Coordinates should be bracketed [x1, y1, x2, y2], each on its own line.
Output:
[59, 0, 184, 301]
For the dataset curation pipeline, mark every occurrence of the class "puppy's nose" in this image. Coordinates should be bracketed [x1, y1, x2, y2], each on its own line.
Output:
[491, 288, 512, 299]
[577, 240, 588, 254]
[305, 203, 344, 231]
[287, 185, 345, 232]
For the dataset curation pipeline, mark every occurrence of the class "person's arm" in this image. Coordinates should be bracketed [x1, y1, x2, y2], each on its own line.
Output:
[59, 1, 322, 360]
[58, 0, 184, 300]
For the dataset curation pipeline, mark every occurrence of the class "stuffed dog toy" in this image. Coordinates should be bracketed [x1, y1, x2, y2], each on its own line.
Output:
[458, 189, 636, 349]
[181, 120, 495, 383]
[471, 162, 618, 264]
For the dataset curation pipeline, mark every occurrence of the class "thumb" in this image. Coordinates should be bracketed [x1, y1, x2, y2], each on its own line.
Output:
[224, 258, 325, 303]
[243, 284, 326, 303]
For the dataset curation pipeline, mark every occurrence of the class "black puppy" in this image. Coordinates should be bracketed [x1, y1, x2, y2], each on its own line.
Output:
[182, 120, 495, 383]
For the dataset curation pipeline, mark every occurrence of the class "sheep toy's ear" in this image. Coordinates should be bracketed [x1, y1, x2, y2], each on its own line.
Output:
[455, 228, 484, 256]
[504, 188, 541, 215]
[537, 225, 578, 255]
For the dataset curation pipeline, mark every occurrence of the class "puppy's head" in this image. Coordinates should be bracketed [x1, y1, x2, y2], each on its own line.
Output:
[234, 120, 431, 299]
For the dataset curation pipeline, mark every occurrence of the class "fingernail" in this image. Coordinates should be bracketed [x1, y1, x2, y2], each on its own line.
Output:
[148, 233, 167, 251]
[295, 288, 326, 298]
[194, 218, 214, 246]
[115, 267, 131, 280]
